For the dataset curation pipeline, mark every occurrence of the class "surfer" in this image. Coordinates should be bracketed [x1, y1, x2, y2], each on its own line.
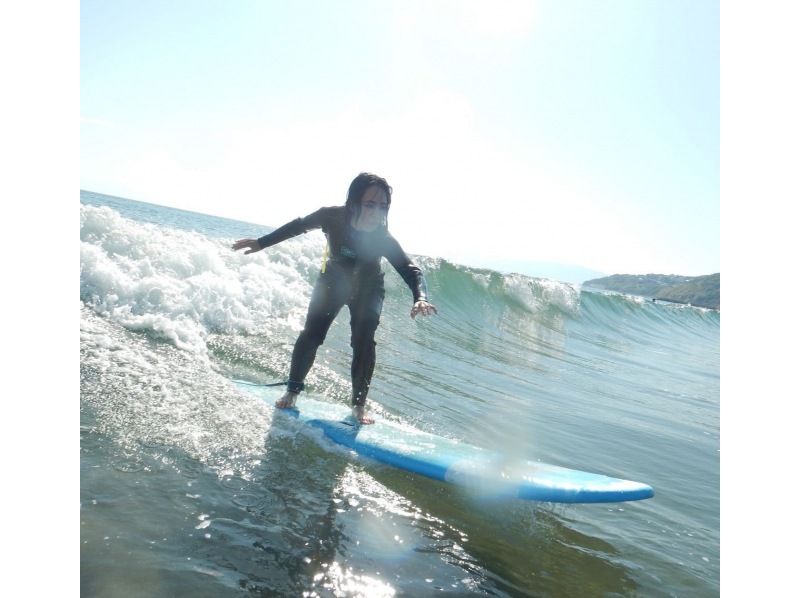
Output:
[232, 173, 437, 424]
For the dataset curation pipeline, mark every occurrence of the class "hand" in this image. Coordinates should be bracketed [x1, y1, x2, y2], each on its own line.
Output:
[232, 238, 262, 254]
[410, 300, 437, 319]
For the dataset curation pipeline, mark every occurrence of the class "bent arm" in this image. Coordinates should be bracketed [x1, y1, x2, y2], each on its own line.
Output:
[384, 235, 429, 303]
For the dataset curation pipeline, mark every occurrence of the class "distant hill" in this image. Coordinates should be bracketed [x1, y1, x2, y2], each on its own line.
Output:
[583, 273, 720, 310]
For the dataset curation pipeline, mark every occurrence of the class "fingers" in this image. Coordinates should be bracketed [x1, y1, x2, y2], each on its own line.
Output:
[232, 238, 258, 252]
[410, 301, 438, 319]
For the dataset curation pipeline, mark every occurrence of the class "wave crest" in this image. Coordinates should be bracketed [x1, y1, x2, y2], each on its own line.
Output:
[80, 204, 321, 353]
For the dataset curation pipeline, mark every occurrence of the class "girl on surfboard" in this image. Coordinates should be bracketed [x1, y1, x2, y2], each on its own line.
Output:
[232, 173, 437, 424]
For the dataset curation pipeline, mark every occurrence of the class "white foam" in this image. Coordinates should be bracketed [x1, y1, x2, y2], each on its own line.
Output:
[80, 306, 276, 474]
[80, 204, 324, 354]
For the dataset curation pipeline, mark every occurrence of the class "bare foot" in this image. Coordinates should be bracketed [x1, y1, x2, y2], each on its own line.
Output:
[352, 404, 375, 425]
[275, 391, 298, 409]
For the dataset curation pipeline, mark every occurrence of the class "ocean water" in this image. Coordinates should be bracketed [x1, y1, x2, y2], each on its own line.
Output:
[80, 190, 720, 597]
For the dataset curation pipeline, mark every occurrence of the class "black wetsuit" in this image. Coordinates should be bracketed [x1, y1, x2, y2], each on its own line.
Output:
[257, 206, 428, 405]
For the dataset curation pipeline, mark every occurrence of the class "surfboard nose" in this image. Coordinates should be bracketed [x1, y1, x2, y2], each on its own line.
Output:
[517, 480, 654, 503]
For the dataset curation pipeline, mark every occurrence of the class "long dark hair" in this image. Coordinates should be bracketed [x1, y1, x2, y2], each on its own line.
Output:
[345, 172, 392, 228]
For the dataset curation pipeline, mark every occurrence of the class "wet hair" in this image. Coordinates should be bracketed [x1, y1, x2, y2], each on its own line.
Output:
[345, 172, 392, 228]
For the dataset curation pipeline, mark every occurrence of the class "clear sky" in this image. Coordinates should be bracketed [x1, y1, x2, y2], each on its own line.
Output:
[81, 0, 719, 276]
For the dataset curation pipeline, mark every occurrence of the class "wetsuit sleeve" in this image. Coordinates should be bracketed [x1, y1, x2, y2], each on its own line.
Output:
[384, 235, 429, 303]
[257, 208, 330, 249]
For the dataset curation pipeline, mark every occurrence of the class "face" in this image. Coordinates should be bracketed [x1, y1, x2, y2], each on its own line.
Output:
[352, 185, 389, 231]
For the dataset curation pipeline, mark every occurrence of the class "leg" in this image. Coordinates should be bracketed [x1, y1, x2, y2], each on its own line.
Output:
[350, 316, 379, 406]
[348, 274, 384, 422]
[277, 269, 349, 408]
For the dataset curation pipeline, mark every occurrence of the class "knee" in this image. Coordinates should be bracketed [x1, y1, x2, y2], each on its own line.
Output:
[350, 318, 379, 349]
[298, 327, 327, 347]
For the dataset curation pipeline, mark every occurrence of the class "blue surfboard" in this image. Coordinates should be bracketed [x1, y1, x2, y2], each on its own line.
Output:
[236, 381, 654, 503]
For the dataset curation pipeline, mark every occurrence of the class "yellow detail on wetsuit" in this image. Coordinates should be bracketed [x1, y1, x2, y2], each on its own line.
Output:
[321, 242, 329, 273]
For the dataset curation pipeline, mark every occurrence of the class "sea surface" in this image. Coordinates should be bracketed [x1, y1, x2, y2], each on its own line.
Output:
[80, 190, 720, 597]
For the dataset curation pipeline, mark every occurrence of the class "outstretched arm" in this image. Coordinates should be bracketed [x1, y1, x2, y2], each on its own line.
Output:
[231, 208, 331, 255]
